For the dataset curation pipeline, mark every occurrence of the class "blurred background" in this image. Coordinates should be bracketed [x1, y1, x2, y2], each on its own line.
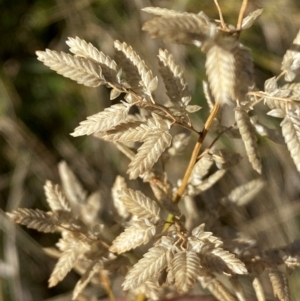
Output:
[1, 0, 300, 300]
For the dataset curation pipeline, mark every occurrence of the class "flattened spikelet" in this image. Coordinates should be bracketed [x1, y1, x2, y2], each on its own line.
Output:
[127, 130, 172, 179]
[281, 29, 300, 81]
[209, 248, 247, 275]
[122, 245, 168, 290]
[196, 169, 226, 192]
[172, 251, 200, 293]
[58, 161, 87, 205]
[36, 50, 104, 87]
[142, 7, 190, 17]
[227, 178, 265, 206]
[114, 40, 156, 94]
[118, 188, 161, 222]
[71, 103, 130, 137]
[44, 180, 71, 212]
[201, 277, 238, 301]
[103, 116, 165, 142]
[111, 176, 129, 220]
[235, 106, 261, 173]
[158, 49, 190, 105]
[264, 78, 300, 113]
[252, 277, 266, 301]
[199, 252, 231, 274]
[241, 9, 263, 30]
[110, 220, 156, 254]
[205, 43, 236, 105]
[102, 121, 144, 142]
[191, 224, 223, 248]
[7, 208, 58, 233]
[49, 240, 89, 287]
[143, 14, 215, 45]
[72, 261, 102, 300]
[268, 269, 290, 301]
[233, 45, 253, 101]
[281, 113, 300, 172]
[66, 37, 118, 84]
[203, 80, 215, 111]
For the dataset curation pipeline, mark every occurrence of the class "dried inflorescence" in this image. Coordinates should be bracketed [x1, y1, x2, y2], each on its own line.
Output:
[6, 3, 300, 301]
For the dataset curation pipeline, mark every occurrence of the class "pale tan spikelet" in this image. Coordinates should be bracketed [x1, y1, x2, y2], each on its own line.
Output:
[44, 180, 71, 212]
[102, 121, 145, 142]
[281, 113, 300, 172]
[268, 269, 290, 301]
[281, 29, 300, 81]
[189, 154, 213, 186]
[122, 245, 168, 290]
[198, 252, 231, 274]
[66, 37, 118, 84]
[118, 188, 161, 222]
[267, 95, 300, 115]
[103, 115, 165, 142]
[200, 276, 238, 301]
[110, 219, 156, 254]
[235, 106, 261, 173]
[7, 208, 58, 233]
[171, 251, 200, 293]
[72, 260, 102, 300]
[134, 280, 163, 300]
[227, 178, 265, 206]
[241, 9, 263, 30]
[191, 224, 223, 248]
[233, 45, 254, 102]
[36, 50, 104, 87]
[204, 247, 247, 275]
[58, 161, 87, 206]
[158, 48, 190, 105]
[264, 78, 300, 113]
[142, 13, 216, 45]
[264, 76, 278, 94]
[49, 240, 89, 287]
[230, 277, 247, 301]
[282, 82, 300, 95]
[71, 103, 130, 137]
[114, 40, 157, 94]
[205, 42, 237, 105]
[195, 169, 227, 192]
[142, 7, 191, 18]
[252, 277, 266, 301]
[127, 130, 172, 179]
[111, 176, 130, 220]
[203, 81, 215, 112]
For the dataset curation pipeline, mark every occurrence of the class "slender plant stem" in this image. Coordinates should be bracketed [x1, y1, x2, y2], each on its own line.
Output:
[163, 102, 220, 231]
[237, 0, 248, 29]
[213, 0, 226, 29]
[100, 270, 115, 301]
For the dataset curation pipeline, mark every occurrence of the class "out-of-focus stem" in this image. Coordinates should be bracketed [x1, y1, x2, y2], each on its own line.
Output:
[237, 0, 248, 29]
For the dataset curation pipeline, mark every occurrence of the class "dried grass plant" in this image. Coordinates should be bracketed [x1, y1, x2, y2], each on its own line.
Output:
[4, 1, 300, 301]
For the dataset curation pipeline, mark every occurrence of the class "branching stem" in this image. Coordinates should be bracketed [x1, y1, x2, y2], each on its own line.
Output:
[163, 102, 220, 231]
[213, 0, 227, 29]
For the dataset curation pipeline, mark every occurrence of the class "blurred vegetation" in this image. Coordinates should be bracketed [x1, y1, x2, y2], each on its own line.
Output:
[1, 0, 300, 300]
